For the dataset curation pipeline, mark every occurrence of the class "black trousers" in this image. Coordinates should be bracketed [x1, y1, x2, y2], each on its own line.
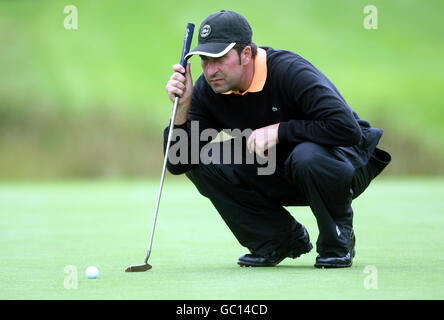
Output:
[185, 138, 391, 257]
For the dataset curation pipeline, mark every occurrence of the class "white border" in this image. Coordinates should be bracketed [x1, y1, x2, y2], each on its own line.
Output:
[185, 42, 236, 59]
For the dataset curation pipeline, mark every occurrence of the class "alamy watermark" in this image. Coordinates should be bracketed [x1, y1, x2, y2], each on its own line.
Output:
[168, 121, 277, 175]
[363, 265, 378, 289]
[64, 265, 78, 289]
[64, 5, 78, 30]
[363, 5, 378, 30]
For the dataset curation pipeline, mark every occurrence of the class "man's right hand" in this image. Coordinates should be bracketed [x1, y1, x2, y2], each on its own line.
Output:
[165, 63, 193, 125]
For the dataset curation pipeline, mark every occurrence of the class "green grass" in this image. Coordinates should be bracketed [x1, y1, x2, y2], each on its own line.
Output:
[1, 0, 444, 142]
[1, 0, 444, 178]
[1, 177, 443, 299]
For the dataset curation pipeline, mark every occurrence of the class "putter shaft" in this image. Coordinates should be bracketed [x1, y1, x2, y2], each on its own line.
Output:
[127, 23, 194, 272]
[143, 95, 180, 264]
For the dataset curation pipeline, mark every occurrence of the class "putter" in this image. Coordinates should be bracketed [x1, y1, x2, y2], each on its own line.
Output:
[125, 23, 195, 272]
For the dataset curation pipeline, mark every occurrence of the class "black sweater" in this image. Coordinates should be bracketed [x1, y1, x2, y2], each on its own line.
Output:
[164, 47, 371, 174]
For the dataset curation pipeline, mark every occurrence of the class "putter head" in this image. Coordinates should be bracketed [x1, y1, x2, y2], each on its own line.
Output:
[125, 263, 152, 272]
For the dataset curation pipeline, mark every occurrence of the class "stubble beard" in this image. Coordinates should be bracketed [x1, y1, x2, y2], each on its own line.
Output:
[206, 75, 240, 94]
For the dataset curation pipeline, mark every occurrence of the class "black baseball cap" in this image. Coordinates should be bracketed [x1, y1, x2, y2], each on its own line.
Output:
[185, 10, 252, 59]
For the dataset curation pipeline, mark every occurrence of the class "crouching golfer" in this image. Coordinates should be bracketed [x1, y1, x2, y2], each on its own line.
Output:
[164, 10, 391, 268]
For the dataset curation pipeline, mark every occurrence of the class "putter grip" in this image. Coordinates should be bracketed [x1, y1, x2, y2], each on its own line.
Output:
[179, 23, 195, 69]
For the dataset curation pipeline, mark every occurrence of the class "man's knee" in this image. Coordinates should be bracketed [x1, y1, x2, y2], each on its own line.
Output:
[284, 142, 355, 196]
[351, 147, 391, 199]
[185, 165, 215, 198]
[284, 142, 328, 178]
[185, 163, 239, 198]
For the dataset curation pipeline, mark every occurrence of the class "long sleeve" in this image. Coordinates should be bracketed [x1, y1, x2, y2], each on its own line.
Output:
[276, 59, 362, 147]
[163, 77, 221, 175]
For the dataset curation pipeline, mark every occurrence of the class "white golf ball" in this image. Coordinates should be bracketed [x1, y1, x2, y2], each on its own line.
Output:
[85, 266, 99, 279]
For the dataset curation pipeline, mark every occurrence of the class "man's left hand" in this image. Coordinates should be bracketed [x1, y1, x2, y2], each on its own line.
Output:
[247, 123, 280, 158]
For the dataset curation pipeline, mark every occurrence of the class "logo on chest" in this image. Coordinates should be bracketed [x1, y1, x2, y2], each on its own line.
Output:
[271, 106, 279, 112]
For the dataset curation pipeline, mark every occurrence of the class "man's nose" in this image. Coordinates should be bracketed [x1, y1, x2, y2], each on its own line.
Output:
[206, 61, 219, 76]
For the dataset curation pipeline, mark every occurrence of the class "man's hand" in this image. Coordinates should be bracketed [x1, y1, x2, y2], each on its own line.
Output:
[247, 123, 280, 158]
[165, 63, 193, 125]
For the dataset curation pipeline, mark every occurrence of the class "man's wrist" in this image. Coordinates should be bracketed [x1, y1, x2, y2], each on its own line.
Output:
[174, 118, 187, 126]
[275, 123, 280, 143]
[174, 109, 189, 125]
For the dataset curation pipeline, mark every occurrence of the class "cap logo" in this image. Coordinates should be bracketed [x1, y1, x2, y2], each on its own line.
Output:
[200, 24, 211, 38]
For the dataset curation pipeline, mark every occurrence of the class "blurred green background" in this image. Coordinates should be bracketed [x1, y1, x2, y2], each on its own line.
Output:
[1, 0, 443, 180]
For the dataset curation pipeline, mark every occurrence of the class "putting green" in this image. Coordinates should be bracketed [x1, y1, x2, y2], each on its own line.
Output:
[1, 177, 443, 299]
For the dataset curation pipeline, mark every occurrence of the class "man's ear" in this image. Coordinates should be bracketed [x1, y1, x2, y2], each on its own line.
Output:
[241, 46, 252, 65]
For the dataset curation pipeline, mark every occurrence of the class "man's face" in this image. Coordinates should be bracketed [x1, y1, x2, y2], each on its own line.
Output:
[200, 49, 244, 94]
